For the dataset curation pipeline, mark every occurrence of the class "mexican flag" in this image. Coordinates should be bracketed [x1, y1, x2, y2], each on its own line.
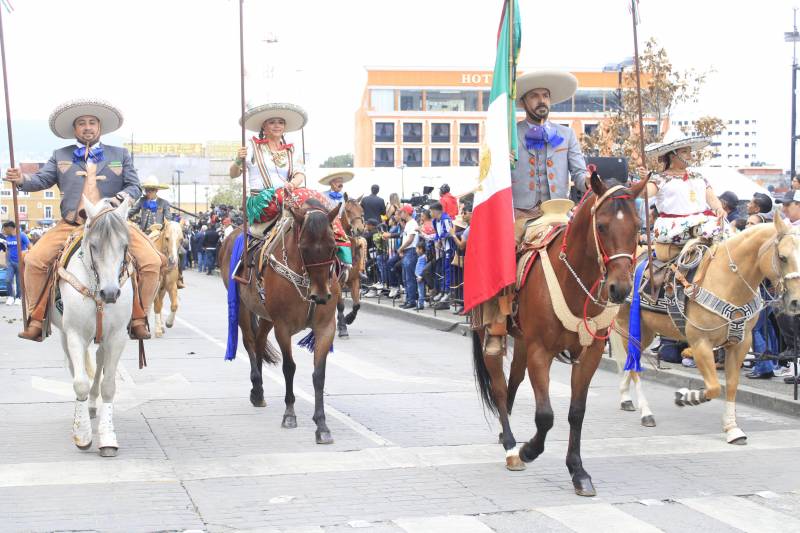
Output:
[463, 0, 521, 313]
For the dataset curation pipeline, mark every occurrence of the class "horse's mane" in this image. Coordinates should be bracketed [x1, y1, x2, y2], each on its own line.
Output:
[87, 204, 129, 247]
[301, 199, 332, 236]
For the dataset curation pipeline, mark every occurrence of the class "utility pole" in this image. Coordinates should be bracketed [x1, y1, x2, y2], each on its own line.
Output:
[175, 169, 184, 210]
[787, 8, 800, 178]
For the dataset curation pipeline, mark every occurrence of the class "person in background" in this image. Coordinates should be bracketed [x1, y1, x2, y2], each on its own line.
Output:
[414, 242, 427, 311]
[202, 223, 220, 275]
[193, 225, 206, 272]
[718, 191, 740, 223]
[396, 204, 419, 309]
[792, 175, 800, 191]
[746, 192, 773, 226]
[361, 184, 386, 222]
[430, 201, 454, 309]
[386, 192, 402, 221]
[0, 220, 29, 305]
[438, 184, 458, 219]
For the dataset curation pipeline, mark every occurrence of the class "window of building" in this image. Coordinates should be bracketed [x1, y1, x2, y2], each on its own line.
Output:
[399, 90, 422, 111]
[403, 148, 422, 167]
[460, 148, 479, 166]
[550, 97, 573, 112]
[375, 122, 394, 143]
[735, 120, 740, 124]
[18, 204, 26, 213]
[375, 148, 394, 167]
[44, 205, 52, 219]
[583, 124, 598, 136]
[745, 120, 750, 124]
[727, 143, 732, 147]
[426, 90, 479, 112]
[744, 154, 749, 159]
[481, 90, 490, 111]
[573, 90, 604, 112]
[644, 124, 659, 140]
[431, 123, 450, 143]
[752, 143, 757, 147]
[745, 132, 749, 136]
[18, 191, 29, 197]
[735, 132, 740, 135]
[44, 190, 55, 199]
[403, 123, 423, 143]
[460, 123, 479, 143]
[0, 189, 10, 197]
[431, 148, 450, 167]
[745, 143, 749, 147]
[752, 120, 757, 125]
[727, 132, 732, 136]
[371, 89, 394, 112]
[604, 90, 621, 112]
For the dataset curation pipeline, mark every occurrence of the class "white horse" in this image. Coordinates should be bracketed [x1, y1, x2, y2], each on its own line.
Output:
[149, 220, 182, 337]
[51, 196, 133, 457]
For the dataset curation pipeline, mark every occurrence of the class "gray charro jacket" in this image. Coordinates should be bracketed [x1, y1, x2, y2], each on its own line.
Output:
[511, 120, 587, 210]
[19, 143, 141, 223]
[128, 196, 173, 232]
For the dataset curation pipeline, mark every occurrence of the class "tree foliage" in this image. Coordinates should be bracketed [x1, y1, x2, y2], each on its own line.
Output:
[209, 180, 243, 208]
[581, 38, 719, 168]
[320, 153, 354, 168]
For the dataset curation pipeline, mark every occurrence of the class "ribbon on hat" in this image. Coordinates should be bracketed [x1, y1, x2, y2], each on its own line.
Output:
[525, 123, 564, 151]
[73, 144, 104, 164]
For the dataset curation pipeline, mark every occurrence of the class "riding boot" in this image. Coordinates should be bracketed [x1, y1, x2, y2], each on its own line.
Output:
[18, 276, 54, 342]
[128, 280, 151, 340]
[484, 320, 508, 357]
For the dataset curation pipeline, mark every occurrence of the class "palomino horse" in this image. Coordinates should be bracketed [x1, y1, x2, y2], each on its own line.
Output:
[337, 196, 366, 338]
[148, 220, 183, 337]
[220, 194, 342, 444]
[473, 174, 648, 496]
[610, 215, 800, 442]
[51, 196, 133, 457]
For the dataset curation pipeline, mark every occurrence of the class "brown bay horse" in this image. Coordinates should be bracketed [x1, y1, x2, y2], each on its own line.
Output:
[337, 196, 366, 338]
[219, 195, 342, 444]
[472, 174, 648, 496]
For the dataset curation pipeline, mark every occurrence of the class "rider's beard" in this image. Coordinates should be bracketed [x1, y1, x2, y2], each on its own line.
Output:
[528, 105, 549, 123]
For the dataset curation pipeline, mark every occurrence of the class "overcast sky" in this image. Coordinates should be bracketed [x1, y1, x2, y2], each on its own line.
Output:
[0, 0, 796, 167]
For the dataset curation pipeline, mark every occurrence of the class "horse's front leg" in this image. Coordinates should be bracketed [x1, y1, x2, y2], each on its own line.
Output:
[166, 280, 178, 328]
[566, 340, 605, 497]
[273, 323, 297, 429]
[88, 347, 105, 419]
[336, 299, 348, 338]
[721, 339, 751, 444]
[242, 310, 265, 407]
[519, 342, 554, 464]
[344, 275, 361, 325]
[96, 332, 126, 457]
[66, 330, 92, 450]
[154, 287, 165, 338]
[311, 319, 336, 444]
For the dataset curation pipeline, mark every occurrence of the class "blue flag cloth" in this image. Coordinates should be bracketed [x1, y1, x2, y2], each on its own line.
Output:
[625, 258, 649, 372]
[225, 233, 245, 361]
[72, 144, 104, 164]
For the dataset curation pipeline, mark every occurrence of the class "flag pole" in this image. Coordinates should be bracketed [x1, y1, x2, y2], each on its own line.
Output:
[0, 5, 26, 323]
[234, 0, 249, 284]
[630, 0, 656, 300]
[507, 0, 515, 161]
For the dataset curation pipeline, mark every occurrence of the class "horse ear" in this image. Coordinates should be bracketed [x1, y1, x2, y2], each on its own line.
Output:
[343, 192, 349, 202]
[629, 172, 651, 199]
[357, 194, 364, 203]
[589, 171, 606, 197]
[775, 209, 788, 236]
[327, 204, 340, 225]
[82, 194, 98, 220]
[114, 196, 130, 218]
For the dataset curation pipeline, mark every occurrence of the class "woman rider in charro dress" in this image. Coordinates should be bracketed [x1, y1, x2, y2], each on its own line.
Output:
[229, 103, 352, 272]
[640, 129, 727, 261]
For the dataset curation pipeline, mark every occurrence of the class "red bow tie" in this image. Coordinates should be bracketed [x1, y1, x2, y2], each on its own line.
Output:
[252, 137, 292, 150]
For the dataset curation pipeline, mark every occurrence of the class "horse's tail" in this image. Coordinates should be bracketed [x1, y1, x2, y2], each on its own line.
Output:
[263, 337, 281, 365]
[472, 331, 498, 415]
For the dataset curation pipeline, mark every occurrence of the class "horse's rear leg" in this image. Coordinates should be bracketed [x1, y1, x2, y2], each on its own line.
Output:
[154, 289, 165, 338]
[344, 278, 361, 325]
[66, 331, 92, 450]
[241, 310, 265, 407]
[566, 342, 605, 497]
[721, 340, 751, 444]
[336, 299, 349, 338]
[97, 333, 126, 457]
[506, 339, 527, 415]
[675, 336, 719, 407]
[166, 283, 178, 328]
[519, 344, 554, 465]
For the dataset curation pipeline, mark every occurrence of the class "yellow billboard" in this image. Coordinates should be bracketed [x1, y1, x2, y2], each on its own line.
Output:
[124, 143, 205, 157]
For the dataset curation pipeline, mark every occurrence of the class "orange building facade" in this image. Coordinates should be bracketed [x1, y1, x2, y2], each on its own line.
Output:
[355, 67, 655, 168]
[0, 162, 61, 230]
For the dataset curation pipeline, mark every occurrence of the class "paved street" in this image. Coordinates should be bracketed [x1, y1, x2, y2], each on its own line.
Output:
[2, 269, 800, 533]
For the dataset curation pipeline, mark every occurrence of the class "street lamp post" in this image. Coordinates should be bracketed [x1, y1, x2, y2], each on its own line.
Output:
[193, 179, 198, 214]
[398, 164, 407, 199]
[174, 169, 184, 210]
[786, 8, 800, 178]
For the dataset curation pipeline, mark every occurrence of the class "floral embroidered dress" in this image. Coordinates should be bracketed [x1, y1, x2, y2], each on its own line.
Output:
[652, 171, 723, 245]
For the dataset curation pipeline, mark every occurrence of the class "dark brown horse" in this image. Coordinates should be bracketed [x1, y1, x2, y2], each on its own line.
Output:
[336, 196, 366, 338]
[473, 174, 648, 496]
[220, 196, 341, 444]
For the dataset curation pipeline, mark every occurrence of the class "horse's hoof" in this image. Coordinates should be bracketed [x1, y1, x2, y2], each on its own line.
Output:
[155, 331, 164, 338]
[726, 427, 747, 445]
[573, 477, 596, 497]
[89, 407, 97, 419]
[506, 454, 526, 471]
[620, 400, 635, 412]
[99, 446, 118, 458]
[250, 397, 267, 408]
[281, 415, 297, 429]
[316, 430, 334, 445]
[166, 323, 174, 329]
[674, 390, 686, 407]
[641, 415, 656, 427]
[338, 330, 349, 338]
[75, 441, 92, 451]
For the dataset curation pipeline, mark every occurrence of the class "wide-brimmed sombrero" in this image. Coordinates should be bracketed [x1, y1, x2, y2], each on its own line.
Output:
[141, 175, 170, 190]
[49, 98, 124, 139]
[319, 171, 354, 186]
[516, 70, 578, 105]
[240, 102, 308, 133]
[645, 128, 711, 158]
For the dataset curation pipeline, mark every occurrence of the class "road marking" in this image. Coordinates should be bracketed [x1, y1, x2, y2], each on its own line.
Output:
[537, 503, 662, 533]
[0, 459, 176, 488]
[175, 316, 394, 447]
[327, 350, 471, 388]
[680, 495, 800, 533]
[394, 515, 494, 533]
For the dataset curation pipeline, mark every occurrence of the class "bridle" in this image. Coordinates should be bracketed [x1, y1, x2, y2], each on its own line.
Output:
[559, 185, 637, 306]
[756, 230, 800, 302]
[342, 200, 364, 239]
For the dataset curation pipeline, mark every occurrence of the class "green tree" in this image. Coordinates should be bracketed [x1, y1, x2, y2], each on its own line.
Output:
[320, 153, 354, 168]
[210, 181, 243, 207]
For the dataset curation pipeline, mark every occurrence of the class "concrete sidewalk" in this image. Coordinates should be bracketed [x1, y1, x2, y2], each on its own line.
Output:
[354, 295, 800, 418]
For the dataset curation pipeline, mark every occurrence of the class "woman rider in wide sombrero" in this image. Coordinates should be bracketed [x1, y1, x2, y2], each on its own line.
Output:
[229, 103, 352, 272]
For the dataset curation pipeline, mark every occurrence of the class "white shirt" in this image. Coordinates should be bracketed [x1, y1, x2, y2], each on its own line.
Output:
[401, 217, 419, 249]
[244, 143, 304, 191]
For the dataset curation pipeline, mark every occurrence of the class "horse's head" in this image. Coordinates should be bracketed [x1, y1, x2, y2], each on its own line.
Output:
[342, 194, 365, 236]
[291, 199, 339, 305]
[771, 214, 800, 314]
[580, 173, 649, 304]
[82, 195, 131, 304]
[159, 221, 183, 269]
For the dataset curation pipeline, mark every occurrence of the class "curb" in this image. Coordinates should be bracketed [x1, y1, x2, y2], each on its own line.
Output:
[355, 297, 800, 418]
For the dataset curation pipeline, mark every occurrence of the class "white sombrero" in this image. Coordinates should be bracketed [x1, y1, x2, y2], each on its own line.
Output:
[319, 171, 354, 186]
[141, 175, 170, 190]
[49, 98, 124, 139]
[240, 102, 308, 133]
[516, 70, 578, 105]
[645, 127, 711, 158]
